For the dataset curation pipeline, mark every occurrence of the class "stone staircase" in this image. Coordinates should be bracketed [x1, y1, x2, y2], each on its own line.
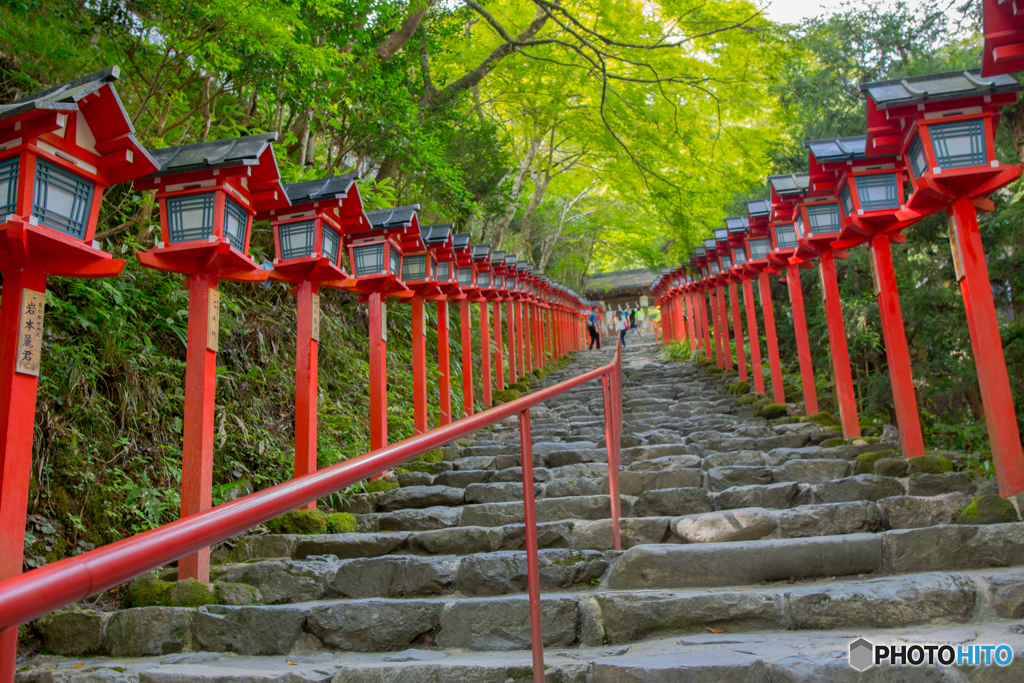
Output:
[20, 336, 1024, 681]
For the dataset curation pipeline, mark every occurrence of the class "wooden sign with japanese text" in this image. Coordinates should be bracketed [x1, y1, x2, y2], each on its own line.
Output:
[207, 288, 221, 352]
[311, 292, 321, 342]
[16, 289, 45, 376]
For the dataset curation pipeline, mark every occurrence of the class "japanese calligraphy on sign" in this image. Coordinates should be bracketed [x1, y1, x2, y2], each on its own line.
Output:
[439, 300, 448, 329]
[869, 250, 881, 296]
[207, 287, 221, 352]
[16, 289, 45, 376]
[381, 302, 388, 342]
[311, 292, 321, 342]
[948, 215, 966, 283]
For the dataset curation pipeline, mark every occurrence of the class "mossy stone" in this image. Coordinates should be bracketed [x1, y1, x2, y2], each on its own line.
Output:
[759, 403, 788, 419]
[773, 416, 801, 425]
[413, 449, 444, 464]
[171, 578, 216, 607]
[509, 381, 530, 393]
[820, 437, 847, 448]
[956, 495, 1020, 525]
[874, 457, 909, 477]
[215, 582, 262, 606]
[736, 395, 759, 406]
[907, 455, 954, 475]
[264, 509, 328, 535]
[803, 411, 838, 427]
[727, 381, 751, 395]
[861, 425, 881, 437]
[492, 389, 523, 405]
[362, 479, 398, 494]
[327, 512, 357, 534]
[855, 449, 898, 475]
[122, 572, 173, 608]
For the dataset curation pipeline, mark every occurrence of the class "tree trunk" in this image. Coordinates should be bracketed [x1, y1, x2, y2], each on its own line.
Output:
[491, 134, 542, 248]
[1004, 102, 1024, 161]
[520, 168, 550, 251]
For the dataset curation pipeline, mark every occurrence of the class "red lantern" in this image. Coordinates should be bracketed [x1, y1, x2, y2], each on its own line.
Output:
[256, 174, 364, 501]
[862, 70, 1024, 495]
[0, 68, 158, 661]
[743, 199, 783, 402]
[767, 172, 818, 414]
[135, 132, 288, 582]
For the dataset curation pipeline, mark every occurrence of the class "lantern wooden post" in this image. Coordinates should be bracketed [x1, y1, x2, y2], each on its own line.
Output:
[506, 299, 516, 381]
[460, 299, 474, 416]
[480, 302, 492, 407]
[674, 295, 686, 344]
[742, 279, 765, 394]
[293, 281, 318, 506]
[686, 293, 698, 354]
[785, 264, 818, 414]
[437, 300, 451, 425]
[368, 292, 388, 449]
[717, 286, 732, 369]
[411, 296, 428, 434]
[759, 272, 786, 404]
[950, 197, 1024, 490]
[870, 234, 926, 458]
[493, 301, 505, 390]
[515, 299, 525, 375]
[818, 252, 859, 435]
[730, 283, 747, 381]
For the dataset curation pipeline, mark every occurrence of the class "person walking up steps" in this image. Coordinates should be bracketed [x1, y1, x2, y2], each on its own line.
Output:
[587, 306, 601, 350]
[614, 310, 628, 348]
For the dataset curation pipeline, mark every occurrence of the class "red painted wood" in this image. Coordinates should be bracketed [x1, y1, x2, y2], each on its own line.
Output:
[730, 283, 747, 381]
[480, 302, 492, 408]
[742, 279, 765, 395]
[0, 268, 47, 589]
[698, 292, 712, 359]
[759, 272, 786, 404]
[950, 198, 1024, 495]
[517, 408, 545, 682]
[461, 299, 474, 417]
[179, 273, 218, 582]
[506, 301, 517, 383]
[818, 253, 860, 436]
[368, 292, 388, 450]
[493, 302, 505, 391]
[412, 296, 428, 434]
[686, 294, 698, 354]
[437, 300, 451, 426]
[294, 282, 318, 510]
[785, 264, 819, 415]
[601, 373, 621, 551]
[515, 301, 525, 376]
[718, 286, 732, 370]
[710, 289, 723, 367]
[869, 234, 925, 458]
[524, 302, 533, 374]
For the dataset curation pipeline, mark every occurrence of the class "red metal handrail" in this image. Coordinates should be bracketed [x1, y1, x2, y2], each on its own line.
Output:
[0, 342, 622, 682]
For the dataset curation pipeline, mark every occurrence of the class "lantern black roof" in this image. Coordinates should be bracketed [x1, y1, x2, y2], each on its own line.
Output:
[0, 66, 120, 122]
[517, 261, 529, 272]
[284, 173, 359, 205]
[768, 173, 810, 196]
[472, 244, 490, 260]
[713, 228, 728, 240]
[147, 132, 279, 175]
[694, 246, 706, 256]
[365, 205, 420, 230]
[860, 69, 1021, 108]
[725, 216, 749, 233]
[505, 255, 517, 269]
[420, 224, 453, 245]
[490, 250, 506, 264]
[453, 233, 471, 251]
[803, 136, 867, 162]
[746, 199, 771, 217]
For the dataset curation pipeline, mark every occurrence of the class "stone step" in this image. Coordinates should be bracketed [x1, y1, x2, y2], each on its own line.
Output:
[38, 566, 1024, 657]
[25, 622, 1024, 682]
